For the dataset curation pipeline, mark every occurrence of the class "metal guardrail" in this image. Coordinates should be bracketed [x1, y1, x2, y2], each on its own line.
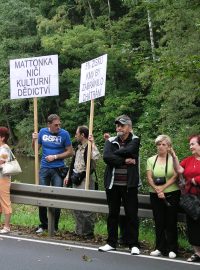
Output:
[10, 182, 185, 236]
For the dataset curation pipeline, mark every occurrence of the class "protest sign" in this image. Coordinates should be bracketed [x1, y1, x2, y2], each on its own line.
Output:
[10, 55, 58, 99]
[79, 54, 107, 103]
[79, 54, 107, 189]
[10, 54, 59, 184]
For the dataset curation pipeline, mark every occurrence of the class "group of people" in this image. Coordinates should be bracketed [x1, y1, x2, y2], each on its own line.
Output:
[0, 114, 199, 263]
[145, 134, 200, 262]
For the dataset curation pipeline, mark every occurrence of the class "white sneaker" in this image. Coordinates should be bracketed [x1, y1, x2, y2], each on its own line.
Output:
[169, 251, 176, 259]
[0, 227, 10, 234]
[131, 246, 140, 255]
[35, 227, 44, 234]
[150, 249, 161, 256]
[98, 244, 115, 252]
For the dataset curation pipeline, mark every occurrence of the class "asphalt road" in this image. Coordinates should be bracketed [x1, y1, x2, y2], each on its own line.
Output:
[0, 235, 199, 270]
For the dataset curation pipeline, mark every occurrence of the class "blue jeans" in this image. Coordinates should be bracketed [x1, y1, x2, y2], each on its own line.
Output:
[38, 168, 63, 230]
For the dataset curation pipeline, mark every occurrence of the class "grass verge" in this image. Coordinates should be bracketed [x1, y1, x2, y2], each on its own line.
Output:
[5, 204, 191, 254]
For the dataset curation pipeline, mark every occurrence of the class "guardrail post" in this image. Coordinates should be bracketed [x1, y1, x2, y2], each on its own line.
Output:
[48, 208, 55, 236]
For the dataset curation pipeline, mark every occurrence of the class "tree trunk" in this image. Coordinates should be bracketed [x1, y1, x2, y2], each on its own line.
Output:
[87, 0, 95, 21]
[147, 9, 156, 62]
[107, 0, 111, 25]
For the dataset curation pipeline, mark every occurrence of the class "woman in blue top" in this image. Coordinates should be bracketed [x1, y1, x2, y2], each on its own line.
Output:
[146, 135, 180, 259]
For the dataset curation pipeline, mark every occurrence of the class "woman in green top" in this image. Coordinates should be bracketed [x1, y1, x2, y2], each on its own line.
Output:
[146, 135, 180, 259]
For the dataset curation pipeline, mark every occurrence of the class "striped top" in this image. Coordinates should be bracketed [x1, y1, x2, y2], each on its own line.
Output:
[113, 140, 128, 186]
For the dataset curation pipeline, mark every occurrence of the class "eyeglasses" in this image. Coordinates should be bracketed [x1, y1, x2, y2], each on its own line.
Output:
[52, 123, 61, 127]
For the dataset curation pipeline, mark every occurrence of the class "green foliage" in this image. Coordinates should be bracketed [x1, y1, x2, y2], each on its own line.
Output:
[0, 0, 40, 144]
[136, 0, 200, 149]
[0, 0, 198, 184]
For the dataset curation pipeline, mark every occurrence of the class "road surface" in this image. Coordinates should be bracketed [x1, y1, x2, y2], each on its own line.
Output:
[0, 235, 199, 270]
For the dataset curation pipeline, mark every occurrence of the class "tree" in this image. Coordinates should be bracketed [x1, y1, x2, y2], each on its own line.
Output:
[137, 0, 200, 158]
[0, 0, 40, 144]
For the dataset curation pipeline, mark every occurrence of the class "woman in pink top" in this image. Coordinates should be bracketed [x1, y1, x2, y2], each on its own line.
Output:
[170, 134, 200, 262]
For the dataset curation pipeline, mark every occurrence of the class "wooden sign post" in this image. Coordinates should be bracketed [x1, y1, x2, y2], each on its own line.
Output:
[33, 97, 39, 185]
[85, 99, 94, 190]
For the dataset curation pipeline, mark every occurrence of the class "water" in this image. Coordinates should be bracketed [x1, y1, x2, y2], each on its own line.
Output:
[13, 155, 36, 184]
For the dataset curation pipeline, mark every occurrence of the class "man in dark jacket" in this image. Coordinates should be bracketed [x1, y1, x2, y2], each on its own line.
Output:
[99, 115, 140, 255]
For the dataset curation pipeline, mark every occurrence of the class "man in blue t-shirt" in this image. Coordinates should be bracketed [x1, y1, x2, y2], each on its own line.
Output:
[32, 114, 73, 233]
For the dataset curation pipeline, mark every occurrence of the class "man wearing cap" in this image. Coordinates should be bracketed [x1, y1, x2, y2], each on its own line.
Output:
[99, 115, 141, 255]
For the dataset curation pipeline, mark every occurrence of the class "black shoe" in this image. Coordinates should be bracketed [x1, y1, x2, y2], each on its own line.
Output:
[187, 254, 200, 262]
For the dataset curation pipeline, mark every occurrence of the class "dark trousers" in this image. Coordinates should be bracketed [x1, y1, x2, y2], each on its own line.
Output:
[39, 168, 63, 230]
[119, 215, 128, 243]
[106, 185, 139, 248]
[150, 190, 180, 253]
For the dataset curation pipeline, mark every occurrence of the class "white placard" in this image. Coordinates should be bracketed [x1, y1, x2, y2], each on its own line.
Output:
[10, 55, 59, 99]
[79, 54, 107, 103]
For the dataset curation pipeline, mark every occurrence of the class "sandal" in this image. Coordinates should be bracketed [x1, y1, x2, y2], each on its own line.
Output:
[0, 227, 10, 234]
[187, 254, 200, 262]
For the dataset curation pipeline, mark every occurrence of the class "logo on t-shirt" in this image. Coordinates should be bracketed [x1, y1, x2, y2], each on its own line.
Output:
[42, 135, 62, 144]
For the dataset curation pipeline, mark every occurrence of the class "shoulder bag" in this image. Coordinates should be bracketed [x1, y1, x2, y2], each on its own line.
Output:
[2, 150, 22, 175]
[179, 185, 200, 220]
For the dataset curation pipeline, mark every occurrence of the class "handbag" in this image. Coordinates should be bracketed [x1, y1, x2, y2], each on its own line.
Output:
[2, 150, 22, 175]
[71, 171, 86, 186]
[55, 166, 69, 179]
[179, 190, 200, 220]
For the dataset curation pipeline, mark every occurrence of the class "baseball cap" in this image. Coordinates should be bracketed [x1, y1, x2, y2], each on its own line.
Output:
[115, 115, 132, 126]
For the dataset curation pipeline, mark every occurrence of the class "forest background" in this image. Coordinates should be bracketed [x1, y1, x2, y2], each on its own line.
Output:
[0, 0, 199, 190]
